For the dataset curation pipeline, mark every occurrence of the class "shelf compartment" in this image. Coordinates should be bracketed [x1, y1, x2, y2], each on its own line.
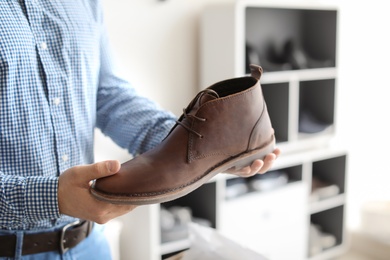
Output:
[312, 155, 347, 195]
[262, 82, 289, 143]
[225, 164, 303, 200]
[298, 79, 335, 136]
[245, 7, 337, 73]
[309, 205, 346, 259]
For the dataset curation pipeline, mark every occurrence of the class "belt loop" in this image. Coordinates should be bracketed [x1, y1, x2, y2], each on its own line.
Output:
[87, 221, 93, 237]
[14, 231, 24, 260]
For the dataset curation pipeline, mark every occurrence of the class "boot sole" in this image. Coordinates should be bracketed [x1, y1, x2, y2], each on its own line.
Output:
[91, 135, 275, 205]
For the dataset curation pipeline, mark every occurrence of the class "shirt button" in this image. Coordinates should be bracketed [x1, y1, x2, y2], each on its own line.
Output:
[53, 97, 61, 106]
[62, 154, 69, 162]
[40, 42, 48, 50]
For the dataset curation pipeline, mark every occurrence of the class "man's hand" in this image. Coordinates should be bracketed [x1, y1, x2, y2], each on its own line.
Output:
[225, 148, 281, 177]
[58, 160, 136, 224]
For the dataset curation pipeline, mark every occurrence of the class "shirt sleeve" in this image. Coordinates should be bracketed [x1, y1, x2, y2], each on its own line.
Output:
[0, 172, 60, 227]
[95, 22, 177, 155]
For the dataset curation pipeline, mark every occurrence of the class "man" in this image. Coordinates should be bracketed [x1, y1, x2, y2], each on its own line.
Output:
[0, 1, 280, 259]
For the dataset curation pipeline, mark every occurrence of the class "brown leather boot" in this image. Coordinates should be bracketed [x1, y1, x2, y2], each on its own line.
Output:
[91, 65, 275, 205]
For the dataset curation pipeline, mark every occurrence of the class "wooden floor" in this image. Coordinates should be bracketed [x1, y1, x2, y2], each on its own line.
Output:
[335, 231, 390, 260]
[337, 250, 376, 260]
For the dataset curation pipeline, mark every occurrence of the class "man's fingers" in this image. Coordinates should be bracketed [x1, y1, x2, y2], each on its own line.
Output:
[273, 147, 281, 158]
[258, 153, 276, 174]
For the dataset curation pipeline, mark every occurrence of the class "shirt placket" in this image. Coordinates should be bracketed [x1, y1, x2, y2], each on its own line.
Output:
[24, 1, 71, 174]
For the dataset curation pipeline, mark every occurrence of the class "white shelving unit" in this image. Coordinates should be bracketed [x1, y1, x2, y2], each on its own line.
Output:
[118, 2, 348, 260]
[197, 1, 347, 260]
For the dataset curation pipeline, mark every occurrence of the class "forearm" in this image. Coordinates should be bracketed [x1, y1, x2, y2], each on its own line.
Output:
[96, 85, 176, 155]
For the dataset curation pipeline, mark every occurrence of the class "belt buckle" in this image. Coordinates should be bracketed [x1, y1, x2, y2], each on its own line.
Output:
[60, 220, 81, 254]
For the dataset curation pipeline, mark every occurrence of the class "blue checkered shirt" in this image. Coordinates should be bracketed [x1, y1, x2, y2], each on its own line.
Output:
[0, 0, 176, 230]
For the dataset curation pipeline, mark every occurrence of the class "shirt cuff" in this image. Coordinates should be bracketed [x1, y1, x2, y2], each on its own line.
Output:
[25, 176, 61, 222]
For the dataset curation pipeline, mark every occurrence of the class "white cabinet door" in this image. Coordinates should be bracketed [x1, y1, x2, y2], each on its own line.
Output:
[219, 182, 308, 260]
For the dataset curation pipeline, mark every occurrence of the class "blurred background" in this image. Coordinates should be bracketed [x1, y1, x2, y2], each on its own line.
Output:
[95, 0, 390, 259]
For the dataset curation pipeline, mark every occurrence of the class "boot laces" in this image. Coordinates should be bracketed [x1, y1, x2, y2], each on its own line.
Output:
[176, 89, 219, 138]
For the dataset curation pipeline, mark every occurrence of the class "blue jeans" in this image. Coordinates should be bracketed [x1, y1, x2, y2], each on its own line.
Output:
[0, 224, 112, 260]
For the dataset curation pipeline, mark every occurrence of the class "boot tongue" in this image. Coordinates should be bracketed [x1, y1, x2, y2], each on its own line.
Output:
[198, 90, 219, 105]
[188, 89, 219, 116]
[171, 89, 219, 138]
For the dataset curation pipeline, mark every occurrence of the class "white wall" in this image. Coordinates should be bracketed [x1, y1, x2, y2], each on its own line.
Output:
[101, 0, 234, 116]
[97, 0, 390, 231]
[335, 0, 390, 229]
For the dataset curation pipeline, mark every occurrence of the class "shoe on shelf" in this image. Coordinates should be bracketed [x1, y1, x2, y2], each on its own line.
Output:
[247, 170, 289, 192]
[283, 39, 334, 70]
[225, 178, 250, 200]
[310, 176, 340, 202]
[91, 64, 275, 205]
[299, 109, 332, 134]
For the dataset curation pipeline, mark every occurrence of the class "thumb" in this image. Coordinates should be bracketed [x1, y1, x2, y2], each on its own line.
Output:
[82, 160, 121, 181]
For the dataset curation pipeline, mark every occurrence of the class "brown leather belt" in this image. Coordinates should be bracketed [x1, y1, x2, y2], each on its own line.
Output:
[0, 220, 93, 257]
